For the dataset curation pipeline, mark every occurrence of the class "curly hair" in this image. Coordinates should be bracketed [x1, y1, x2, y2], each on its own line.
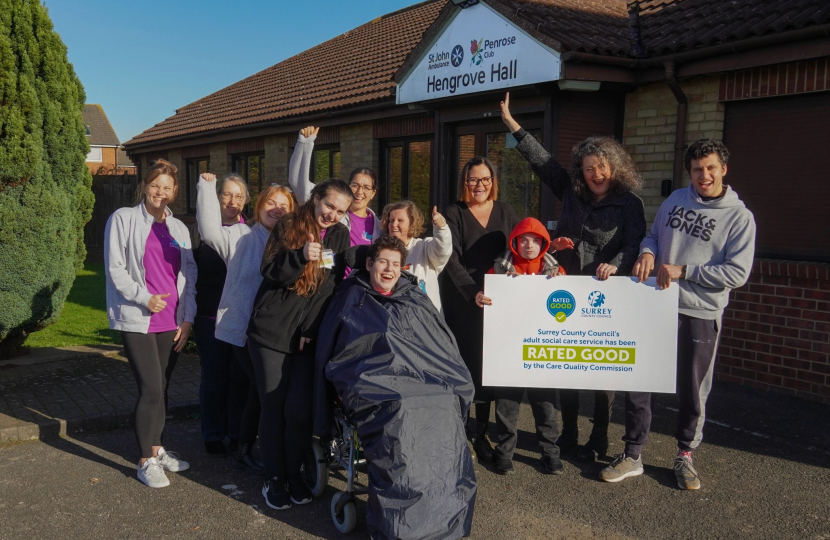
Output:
[264, 179, 352, 297]
[685, 138, 729, 171]
[570, 137, 642, 201]
[380, 200, 425, 239]
[367, 234, 409, 267]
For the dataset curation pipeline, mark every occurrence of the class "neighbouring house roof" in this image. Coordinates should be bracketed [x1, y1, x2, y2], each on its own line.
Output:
[124, 0, 447, 147]
[83, 104, 120, 147]
[116, 147, 136, 168]
[124, 0, 830, 149]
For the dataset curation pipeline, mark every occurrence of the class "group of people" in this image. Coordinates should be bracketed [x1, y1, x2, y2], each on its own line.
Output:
[104, 92, 755, 539]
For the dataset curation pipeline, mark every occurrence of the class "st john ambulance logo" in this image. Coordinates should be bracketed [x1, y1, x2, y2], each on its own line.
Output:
[451, 45, 464, 67]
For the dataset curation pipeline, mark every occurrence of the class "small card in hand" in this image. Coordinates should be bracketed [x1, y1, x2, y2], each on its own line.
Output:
[319, 249, 334, 269]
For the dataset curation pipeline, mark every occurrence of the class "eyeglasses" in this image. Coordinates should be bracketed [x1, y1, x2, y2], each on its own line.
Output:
[466, 176, 493, 186]
[349, 183, 376, 194]
[269, 183, 293, 193]
[220, 193, 245, 202]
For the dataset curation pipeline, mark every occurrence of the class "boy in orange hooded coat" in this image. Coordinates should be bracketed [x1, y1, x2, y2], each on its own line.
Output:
[476, 217, 573, 475]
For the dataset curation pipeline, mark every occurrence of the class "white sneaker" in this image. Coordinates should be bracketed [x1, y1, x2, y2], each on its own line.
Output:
[156, 448, 190, 472]
[137, 457, 170, 488]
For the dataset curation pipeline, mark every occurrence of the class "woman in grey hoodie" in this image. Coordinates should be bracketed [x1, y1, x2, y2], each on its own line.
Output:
[104, 159, 197, 488]
[500, 93, 646, 463]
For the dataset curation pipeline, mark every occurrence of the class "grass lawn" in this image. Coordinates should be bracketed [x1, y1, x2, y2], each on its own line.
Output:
[24, 262, 121, 348]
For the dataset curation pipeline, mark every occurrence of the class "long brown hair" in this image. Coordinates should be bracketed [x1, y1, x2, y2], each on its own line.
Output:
[134, 158, 178, 204]
[264, 179, 352, 297]
[457, 156, 498, 203]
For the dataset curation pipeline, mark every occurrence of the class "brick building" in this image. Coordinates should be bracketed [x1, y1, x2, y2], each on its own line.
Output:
[123, 0, 830, 403]
[83, 104, 136, 175]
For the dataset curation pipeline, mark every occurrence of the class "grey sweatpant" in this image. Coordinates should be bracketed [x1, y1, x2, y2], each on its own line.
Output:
[622, 314, 721, 456]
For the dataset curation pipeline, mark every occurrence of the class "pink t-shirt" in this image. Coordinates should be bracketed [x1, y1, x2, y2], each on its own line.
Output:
[145, 221, 181, 333]
[348, 211, 374, 246]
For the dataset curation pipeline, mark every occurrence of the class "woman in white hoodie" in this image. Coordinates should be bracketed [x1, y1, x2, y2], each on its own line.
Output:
[380, 200, 451, 313]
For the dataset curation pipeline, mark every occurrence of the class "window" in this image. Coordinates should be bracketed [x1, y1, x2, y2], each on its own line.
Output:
[186, 158, 210, 214]
[86, 147, 103, 162]
[232, 152, 265, 194]
[312, 147, 341, 183]
[381, 139, 433, 220]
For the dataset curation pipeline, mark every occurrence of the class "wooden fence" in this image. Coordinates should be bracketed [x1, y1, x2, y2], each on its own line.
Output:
[84, 175, 138, 250]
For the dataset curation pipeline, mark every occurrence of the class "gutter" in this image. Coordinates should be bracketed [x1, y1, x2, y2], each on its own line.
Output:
[663, 61, 687, 191]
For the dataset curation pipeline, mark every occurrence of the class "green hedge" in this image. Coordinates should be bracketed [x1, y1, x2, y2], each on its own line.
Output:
[0, 0, 94, 357]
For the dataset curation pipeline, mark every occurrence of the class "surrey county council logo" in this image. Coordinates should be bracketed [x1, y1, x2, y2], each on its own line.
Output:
[588, 291, 605, 308]
[451, 44, 464, 67]
[470, 38, 483, 65]
[546, 290, 575, 323]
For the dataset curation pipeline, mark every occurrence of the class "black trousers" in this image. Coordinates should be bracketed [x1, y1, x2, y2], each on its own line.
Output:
[232, 344, 261, 447]
[247, 342, 314, 480]
[559, 389, 615, 440]
[121, 330, 179, 459]
[494, 387, 560, 460]
[623, 314, 721, 456]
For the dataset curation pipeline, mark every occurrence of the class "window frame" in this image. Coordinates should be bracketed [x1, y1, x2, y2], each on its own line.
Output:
[185, 158, 210, 214]
[379, 136, 434, 218]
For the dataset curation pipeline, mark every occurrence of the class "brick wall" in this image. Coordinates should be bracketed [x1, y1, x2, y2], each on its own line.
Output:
[263, 135, 288, 189]
[85, 147, 117, 174]
[340, 122, 380, 211]
[718, 260, 830, 404]
[623, 75, 723, 224]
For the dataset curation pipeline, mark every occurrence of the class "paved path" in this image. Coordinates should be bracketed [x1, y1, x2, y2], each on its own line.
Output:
[1, 349, 829, 539]
[0, 346, 199, 442]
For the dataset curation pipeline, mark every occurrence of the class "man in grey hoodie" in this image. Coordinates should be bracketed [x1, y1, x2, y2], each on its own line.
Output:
[600, 139, 756, 490]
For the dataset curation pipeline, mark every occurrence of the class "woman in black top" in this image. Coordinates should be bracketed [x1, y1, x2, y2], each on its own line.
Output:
[500, 93, 646, 463]
[439, 156, 519, 464]
[247, 179, 352, 511]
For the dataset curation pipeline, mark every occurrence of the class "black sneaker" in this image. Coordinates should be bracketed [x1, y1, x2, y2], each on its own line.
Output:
[576, 436, 608, 463]
[495, 456, 515, 475]
[204, 440, 227, 458]
[288, 474, 313, 505]
[540, 455, 564, 475]
[262, 478, 291, 510]
[228, 438, 239, 454]
[472, 436, 495, 464]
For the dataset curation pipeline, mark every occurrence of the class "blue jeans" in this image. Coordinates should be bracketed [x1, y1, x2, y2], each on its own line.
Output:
[194, 316, 249, 443]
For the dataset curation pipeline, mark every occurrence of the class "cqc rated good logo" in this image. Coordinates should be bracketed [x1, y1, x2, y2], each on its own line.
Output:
[546, 290, 575, 323]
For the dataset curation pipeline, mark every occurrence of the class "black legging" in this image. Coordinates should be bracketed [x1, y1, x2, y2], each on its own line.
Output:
[121, 331, 179, 458]
[232, 345, 261, 447]
[247, 342, 314, 480]
[559, 389, 615, 440]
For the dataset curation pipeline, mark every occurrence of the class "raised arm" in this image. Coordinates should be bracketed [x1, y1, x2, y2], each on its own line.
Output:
[104, 211, 152, 308]
[196, 173, 234, 261]
[425, 206, 452, 272]
[288, 126, 318, 204]
[500, 92, 570, 200]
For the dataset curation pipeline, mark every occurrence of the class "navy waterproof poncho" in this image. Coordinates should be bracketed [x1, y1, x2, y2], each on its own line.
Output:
[315, 272, 477, 540]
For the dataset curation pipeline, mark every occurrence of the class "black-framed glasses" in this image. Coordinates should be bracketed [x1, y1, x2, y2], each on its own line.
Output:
[466, 176, 493, 186]
[349, 182, 376, 193]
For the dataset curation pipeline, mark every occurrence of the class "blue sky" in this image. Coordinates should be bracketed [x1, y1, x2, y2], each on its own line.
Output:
[47, 0, 421, 143]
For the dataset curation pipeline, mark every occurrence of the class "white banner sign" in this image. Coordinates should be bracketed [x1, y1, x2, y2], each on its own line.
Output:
[396, 2, 561, 104]
[482, 275, 679, 393]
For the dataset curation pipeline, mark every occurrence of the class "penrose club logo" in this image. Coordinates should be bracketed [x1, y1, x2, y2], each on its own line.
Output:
[451, 44, 464, 67]
[470, 38, 483, 66]
[546, 290, 575, 323]
[582, 291, 612, 318]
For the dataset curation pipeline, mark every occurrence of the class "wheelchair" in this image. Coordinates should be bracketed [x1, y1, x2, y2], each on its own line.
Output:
[303, 405, 367, 534]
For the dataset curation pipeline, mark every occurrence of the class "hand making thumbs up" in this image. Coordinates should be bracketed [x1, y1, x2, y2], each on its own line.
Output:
[303, 233, 322, 262]
[432, 206, 446, 228]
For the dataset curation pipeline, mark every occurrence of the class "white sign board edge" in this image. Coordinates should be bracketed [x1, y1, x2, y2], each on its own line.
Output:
[481, 275, 679, 393]
[396, 2, 562, 105]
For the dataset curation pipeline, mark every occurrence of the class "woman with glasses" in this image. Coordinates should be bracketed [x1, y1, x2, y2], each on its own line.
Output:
[189, 174, 251, 460]
[289, 126, 382, 247]
[438, 157, 519, 464]
[500, 92, 645, 463]
[194, 139, 306, 475]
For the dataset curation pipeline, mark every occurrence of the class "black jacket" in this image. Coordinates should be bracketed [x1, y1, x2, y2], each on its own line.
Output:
[514, 130, 646, 276]
[247, 220, 349, 353]
[315, 272, 476, 540]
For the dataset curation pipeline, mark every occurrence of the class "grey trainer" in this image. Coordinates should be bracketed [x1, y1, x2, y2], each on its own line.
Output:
[156, 448, 190, 472]
[674, 454, 701, 490]
[600, 454, 644, 483]
[137, 457, 170, 488]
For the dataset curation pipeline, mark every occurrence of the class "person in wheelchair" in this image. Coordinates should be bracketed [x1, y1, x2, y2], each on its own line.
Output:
[315, 234, 477, 540]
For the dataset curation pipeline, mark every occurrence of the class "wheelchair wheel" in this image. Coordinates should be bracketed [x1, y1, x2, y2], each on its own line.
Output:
[330, 491, 357, 534]
[302, 437, 329, 498]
